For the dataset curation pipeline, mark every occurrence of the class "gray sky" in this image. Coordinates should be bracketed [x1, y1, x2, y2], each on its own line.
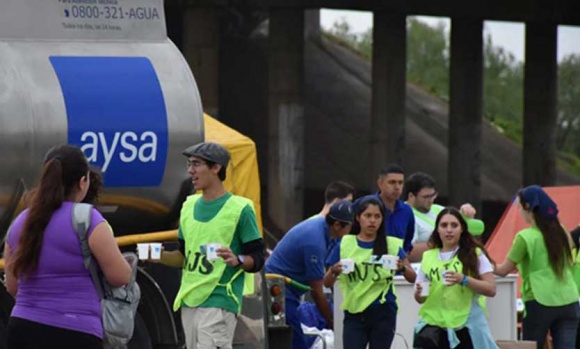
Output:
[321, 9, 580, 62]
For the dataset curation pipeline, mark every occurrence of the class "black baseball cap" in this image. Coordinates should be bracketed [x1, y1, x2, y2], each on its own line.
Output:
[182, 142, 231, 168]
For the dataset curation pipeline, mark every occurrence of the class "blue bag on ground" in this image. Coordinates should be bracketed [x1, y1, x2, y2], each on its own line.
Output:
[297, 301, 333, 348]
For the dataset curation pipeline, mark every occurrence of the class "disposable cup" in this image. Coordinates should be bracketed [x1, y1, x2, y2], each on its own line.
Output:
[137, 243, 150, 260]
[442, 270, 452, 285]
[382, 255, 399, 270]
[150, 243, 162, 260]
[418, 281, 430, 296]
[340, 258, 355, 274]
[206, 243, 222, 262]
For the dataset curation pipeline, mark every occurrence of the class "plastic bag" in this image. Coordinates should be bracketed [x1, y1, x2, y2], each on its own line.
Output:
[301, 324, 334, 349]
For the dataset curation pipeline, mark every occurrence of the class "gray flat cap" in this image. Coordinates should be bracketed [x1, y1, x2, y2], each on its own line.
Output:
[182, 142, 231, 168]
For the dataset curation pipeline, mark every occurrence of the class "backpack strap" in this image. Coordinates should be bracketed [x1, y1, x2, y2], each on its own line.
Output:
[73, 203, 105, 299]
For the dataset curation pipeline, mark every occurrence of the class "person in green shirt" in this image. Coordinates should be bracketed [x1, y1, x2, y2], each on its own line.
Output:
[494, 185, 579, 349]
[156, 142, 265, 349]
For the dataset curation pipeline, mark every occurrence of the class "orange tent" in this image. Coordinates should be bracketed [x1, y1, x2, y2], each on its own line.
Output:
[486, 185, 580, 263]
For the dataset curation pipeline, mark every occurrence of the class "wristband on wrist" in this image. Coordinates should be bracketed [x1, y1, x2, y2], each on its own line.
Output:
[461, 275, 469, 286]
[236, 255, 245, 268]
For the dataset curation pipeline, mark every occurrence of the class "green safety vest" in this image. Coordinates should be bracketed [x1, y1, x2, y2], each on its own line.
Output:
[338, 235, 403, 313]
[411, 204, 443, 228]
[419, 249, 475, 329]
[410, 204, 485, 236]
[516, 227, 579, 306]
[173, 194, 249, 312]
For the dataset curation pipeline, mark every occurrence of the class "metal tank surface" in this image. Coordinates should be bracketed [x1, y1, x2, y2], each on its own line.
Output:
[0, 1, 209, 348]
[0, 0, 203, 233]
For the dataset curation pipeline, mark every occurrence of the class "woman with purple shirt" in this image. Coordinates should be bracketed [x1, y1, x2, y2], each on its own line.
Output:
[3, 144, 132, 349]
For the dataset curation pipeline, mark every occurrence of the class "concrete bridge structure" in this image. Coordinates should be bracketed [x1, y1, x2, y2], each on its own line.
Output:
[164, 0, 580, 232]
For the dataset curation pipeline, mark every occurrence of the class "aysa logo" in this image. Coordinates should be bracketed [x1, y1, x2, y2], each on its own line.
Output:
[50, 56, 168, 187]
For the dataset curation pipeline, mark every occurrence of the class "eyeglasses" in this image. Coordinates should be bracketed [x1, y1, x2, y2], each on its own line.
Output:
[420, 192, 438, 200]
[186, 160, 207, 168]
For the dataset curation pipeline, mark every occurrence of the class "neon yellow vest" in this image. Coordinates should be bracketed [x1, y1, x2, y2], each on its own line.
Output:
[173, 194, 249, 312]
[419, 249, 474, 328]
[411, 204, 443, 227]
[411, 204, 485, 236]
[338, 235, 403, 313]
[517, 227, 579, 305]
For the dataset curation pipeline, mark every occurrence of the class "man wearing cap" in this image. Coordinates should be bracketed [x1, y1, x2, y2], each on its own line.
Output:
[404, 172, 482, 262]
[157, 141, 265, 349]
[265, 200, 354, 349]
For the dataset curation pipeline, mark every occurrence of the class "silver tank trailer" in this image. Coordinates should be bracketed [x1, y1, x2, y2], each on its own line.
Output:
[0, 0, 203, 233]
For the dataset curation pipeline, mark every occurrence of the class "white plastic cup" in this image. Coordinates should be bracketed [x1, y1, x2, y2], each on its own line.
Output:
[382, 255, 399, 270]
[442, 270, 452, 285]
[150, 243, 162, 260]
[418, 281, 430, 296]
[340, 258, 355, 274]
[206, 243, 222, 262]
[137, 243, 150, 260]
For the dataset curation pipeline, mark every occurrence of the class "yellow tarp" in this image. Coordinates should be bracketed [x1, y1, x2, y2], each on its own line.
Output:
[204, 114, 263, 233]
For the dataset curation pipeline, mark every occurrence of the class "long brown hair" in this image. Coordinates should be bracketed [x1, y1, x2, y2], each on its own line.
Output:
[428, 207, 494, 278]
[12, 145, 89, 277]
[519, 192, 571, 279]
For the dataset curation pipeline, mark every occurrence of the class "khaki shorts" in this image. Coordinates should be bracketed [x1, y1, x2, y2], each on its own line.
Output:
[181, 307, 237, 349]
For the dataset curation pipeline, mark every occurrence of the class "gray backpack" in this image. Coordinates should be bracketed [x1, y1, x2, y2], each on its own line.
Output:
[73, 203, 141, 348]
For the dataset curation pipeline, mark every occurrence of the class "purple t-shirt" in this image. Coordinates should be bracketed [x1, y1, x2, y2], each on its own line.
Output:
[7, 202, 106, 338]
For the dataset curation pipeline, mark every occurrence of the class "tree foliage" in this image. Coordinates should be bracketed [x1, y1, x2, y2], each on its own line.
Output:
[323, 17, 580, 166]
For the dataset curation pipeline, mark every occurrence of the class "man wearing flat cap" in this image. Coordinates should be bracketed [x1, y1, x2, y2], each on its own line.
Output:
[266, 200, 354, 349]
[157, 141, 265, 349]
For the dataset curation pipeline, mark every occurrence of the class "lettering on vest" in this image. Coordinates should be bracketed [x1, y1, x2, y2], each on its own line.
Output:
[346, 262, 390, 283]
[427, 260, 462, 282]
[183, 251, 214, 275]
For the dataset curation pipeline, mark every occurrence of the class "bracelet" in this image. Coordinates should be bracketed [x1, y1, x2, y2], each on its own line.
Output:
[461, 275, 469, 286]
[398, 265, 407, 273]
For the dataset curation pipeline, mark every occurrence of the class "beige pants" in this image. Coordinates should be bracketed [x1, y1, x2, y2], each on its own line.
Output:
[181, 307, 237, 349]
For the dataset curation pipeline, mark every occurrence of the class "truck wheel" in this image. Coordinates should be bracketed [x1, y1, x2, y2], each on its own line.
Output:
[129, 313, 152, 349]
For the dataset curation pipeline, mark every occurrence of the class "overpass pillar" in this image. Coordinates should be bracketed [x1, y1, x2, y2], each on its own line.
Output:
[370, 11, 407, 183]
[448, 18, 483, 211]
[268, 9, 305, 231]
[182, 7, 220, 116]
[523, 23, 558, 186]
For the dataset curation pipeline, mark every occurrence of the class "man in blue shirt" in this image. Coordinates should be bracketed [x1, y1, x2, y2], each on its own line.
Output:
[265, 200, 354, 349]
[352, 164, 416, 281]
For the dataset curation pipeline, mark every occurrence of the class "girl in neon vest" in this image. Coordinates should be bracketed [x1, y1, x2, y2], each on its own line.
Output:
[324, 197, 415, 349]
[494, 185, 579, 349]
[413, 207, 497, 349]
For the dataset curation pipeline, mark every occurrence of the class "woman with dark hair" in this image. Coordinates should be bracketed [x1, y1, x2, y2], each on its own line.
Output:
[324, 197, 415, 349]
[3, 145, 131, 349]
[413, 207, 497, 349]
[495, 185, 579, 349]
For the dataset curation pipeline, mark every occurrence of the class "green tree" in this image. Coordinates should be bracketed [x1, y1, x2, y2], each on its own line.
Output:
[324, 17, 580, 159]
[406, 17, 449, 99]
[557, 54, 580, 153]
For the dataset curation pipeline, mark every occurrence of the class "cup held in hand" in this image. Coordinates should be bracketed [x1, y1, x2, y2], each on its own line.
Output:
[340, 258, 355, 274]
[382, 255, 399, 270]
[206, 243, 222, 262]
[442, 270, 453, 285]
[417, 281, 430, 296]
